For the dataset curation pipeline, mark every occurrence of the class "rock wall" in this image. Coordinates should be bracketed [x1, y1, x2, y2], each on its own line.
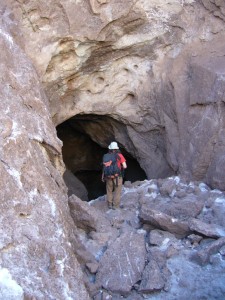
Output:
[0, 4, 89, 299]
[7, 0, 225, 189]
[1, 0, 225, 298]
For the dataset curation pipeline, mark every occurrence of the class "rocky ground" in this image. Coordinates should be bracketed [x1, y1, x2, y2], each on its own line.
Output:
[69, 176, 225, 299]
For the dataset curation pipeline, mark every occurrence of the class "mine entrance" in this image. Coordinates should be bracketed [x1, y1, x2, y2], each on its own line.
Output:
[56, 114, 147, 200]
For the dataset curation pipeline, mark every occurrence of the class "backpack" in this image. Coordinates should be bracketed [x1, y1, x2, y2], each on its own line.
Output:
[102, 152, 121, 179]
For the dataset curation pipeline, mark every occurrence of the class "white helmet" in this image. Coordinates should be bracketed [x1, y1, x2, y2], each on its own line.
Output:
[108, 141, 119, 150]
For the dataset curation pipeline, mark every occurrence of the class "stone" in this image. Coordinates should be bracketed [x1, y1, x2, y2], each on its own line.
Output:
[85, 180, 225, 298]
[164, 194, 205, 219]
[86, 262, 99, 274]
[219, 245, 225, 256]
[159, 179, 177, 197]
[140, 207, 190, 237]
[68, 194, 110, 232]
[140, 189, 205, 220]
[139, 260, 165, 293]
[188, 218, 225, 239]
[191, 237, 225, 265]
[187, 234, 203, 245]
[63, 169, 88, 201]
[95, 230, 146, 294]
[149, 229, 177, 247]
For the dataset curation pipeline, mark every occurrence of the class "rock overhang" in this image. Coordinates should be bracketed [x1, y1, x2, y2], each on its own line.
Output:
[8, 0, 225, 188]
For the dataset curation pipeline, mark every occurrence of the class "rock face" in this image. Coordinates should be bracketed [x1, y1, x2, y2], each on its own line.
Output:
[6, 0, 225, 190]
[0, 4, 89, 299]
[74, 176, 225, 299]
[1, 0, 225, 299]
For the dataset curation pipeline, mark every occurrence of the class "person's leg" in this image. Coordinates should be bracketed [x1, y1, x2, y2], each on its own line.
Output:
[106, 179, 114, 208]
[113, 177, 123, 208]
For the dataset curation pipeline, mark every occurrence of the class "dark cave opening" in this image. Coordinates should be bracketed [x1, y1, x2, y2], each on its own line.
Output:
[56, 114, 147, 200]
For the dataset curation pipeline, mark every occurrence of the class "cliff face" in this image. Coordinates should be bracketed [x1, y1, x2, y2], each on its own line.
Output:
[8, 0, 225, 189]
[1, 0, 225, 298]
[0, 4, 90, 299]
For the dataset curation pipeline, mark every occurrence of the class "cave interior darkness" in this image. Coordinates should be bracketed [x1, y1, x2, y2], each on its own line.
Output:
[56, 114, 147, 200]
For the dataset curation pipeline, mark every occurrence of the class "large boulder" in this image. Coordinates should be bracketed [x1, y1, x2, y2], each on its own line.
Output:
[96, 229, 147, 294]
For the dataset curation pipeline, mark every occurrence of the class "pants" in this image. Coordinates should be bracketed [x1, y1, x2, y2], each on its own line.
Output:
[106, 176, 123, 208]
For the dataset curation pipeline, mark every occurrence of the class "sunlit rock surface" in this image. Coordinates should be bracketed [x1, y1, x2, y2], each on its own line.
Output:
[7, 0, 225, 190]
[77, 176, 225, 299]
[0, 5, 89, 299]
[1, 0, 225, 298]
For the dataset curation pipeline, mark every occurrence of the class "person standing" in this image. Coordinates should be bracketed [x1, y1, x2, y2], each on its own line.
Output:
[102, 142, 127, 209]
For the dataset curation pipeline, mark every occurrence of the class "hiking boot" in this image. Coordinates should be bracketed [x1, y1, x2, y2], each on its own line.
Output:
[113, 206, 119, 209]
[108, 204, 113, 209]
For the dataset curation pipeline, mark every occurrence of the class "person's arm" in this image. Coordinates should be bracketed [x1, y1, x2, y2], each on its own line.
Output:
[122, 161, 127, 169]
[101, 167, 105, 182]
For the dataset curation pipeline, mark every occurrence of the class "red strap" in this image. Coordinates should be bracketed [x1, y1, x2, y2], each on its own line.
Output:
[103, 160, 112, 167]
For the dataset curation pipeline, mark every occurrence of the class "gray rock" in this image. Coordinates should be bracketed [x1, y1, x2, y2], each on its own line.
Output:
[191, 237, 225, 265]
[69, 195, 110, 232]
[149, 229, 178, 247]
[139, 260, 165, 293]
[96, 230, 147, 294]
[63, 169, 88, 201]
[159, 179, 177, 197]
[189, 218, 225, 238]
[86, 262, 99, 274]
[187, 234, 203, 245]
[140, 207, 190, 237]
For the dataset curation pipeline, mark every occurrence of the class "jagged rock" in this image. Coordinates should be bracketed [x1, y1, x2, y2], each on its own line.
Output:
[63, 169, 88, 201]
[70, 230, 97, 266]
[187, 234, 203, 246]
[0, 7, 89, 299]
[141, 192, 205, 220]
[121, 189, 141, 210]
[164, 194, 205, 219]
[165, 250, 225, 299]
[69, 194, 110, 232]
[198, 194, 225, 227]
[95, 230, 146, 294]
[191, 237, 225, 265]
[122, 292, 144, 300]
[139, 259, 165, 293]
[149, 229, 178, 247]
[73, 177, 225, 298]
[189, 218, 225, 238]
[202, 0, 225, 21]
[219, 245, 225, 256]
[140, 207, 190, 237]
[144, 246, 172, 293]
[159, 178, 177, 197]
[86, 262, 99, 274]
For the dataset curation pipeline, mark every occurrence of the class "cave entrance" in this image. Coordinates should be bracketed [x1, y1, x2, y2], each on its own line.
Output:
[56, 114, 147, 200]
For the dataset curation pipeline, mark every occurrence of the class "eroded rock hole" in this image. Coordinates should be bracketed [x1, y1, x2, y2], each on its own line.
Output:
[57, 114, 147, 200]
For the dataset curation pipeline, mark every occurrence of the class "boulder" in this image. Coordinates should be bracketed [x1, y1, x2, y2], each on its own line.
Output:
[189, 218, 225, 239]
[139, 260, 165, 293]
[140, 207, 190, 237]
[191, 237, 225, 265]
[69, 194, 110, 232]
[96, 230, 147, 294]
